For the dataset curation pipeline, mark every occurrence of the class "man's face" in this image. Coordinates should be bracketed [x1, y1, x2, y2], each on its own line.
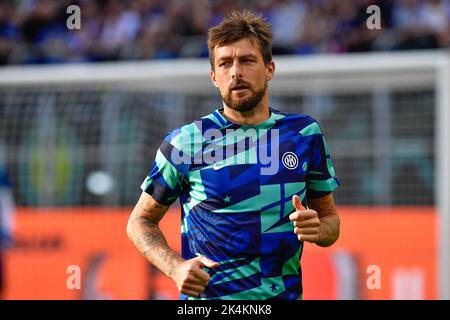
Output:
[210, 38, 275, 112]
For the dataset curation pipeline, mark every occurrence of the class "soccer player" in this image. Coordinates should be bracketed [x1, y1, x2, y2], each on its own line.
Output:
[127, 11, 340, 300]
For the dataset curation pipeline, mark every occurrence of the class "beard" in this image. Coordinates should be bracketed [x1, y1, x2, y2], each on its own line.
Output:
[221, 79, 267, 112]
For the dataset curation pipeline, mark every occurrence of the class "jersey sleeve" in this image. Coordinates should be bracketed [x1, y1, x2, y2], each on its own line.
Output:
[140, 130, 189, 206]
[304, 120, 340, 199]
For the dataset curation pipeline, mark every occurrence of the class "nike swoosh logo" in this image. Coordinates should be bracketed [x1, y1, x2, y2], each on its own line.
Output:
[213, 163, 228, 170]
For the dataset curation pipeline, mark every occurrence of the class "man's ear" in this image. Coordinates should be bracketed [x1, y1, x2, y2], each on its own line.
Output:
[210, 69, 219, 88]
[266, 61, 275, 81]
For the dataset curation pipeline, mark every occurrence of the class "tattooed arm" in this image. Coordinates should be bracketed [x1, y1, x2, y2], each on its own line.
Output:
[307, 193, 340, 247]
[126, 192, 219, 297]
[126, 191, 183, 278]
[290, 192, 340, 247]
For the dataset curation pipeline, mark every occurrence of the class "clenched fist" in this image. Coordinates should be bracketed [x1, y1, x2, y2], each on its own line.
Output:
[172, 255, 219, 297]
[289, 194, 321, 243]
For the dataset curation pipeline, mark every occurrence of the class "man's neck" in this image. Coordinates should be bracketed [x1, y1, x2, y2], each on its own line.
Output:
[221, 102, 270, 126]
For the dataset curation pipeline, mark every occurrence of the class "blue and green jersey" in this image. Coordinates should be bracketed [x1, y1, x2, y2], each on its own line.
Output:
[141, 107, 339, 300]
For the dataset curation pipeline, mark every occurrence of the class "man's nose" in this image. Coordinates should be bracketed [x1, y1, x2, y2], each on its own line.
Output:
[231, 61, 243, 79]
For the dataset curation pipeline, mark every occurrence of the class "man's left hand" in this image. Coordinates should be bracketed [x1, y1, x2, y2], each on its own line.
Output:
[289, 195, 321, 243]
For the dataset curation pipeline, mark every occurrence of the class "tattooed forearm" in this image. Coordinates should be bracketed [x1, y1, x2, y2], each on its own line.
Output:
[131, 216, 184, 278]
[127, 192, 184, 279]
[307, 193, 340, 247]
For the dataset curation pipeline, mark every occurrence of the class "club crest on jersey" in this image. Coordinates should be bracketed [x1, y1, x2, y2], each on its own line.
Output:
[282, 152, 298, 170]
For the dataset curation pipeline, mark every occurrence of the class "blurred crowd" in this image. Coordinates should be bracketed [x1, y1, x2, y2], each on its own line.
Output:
[0, 0, 450, 65]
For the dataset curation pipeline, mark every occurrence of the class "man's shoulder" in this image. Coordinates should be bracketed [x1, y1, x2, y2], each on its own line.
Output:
[162, 110, 222, 148]
[271, 109, 322, 133]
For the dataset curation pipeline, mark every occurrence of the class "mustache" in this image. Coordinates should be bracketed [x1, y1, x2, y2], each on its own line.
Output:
[229, 79, 252, 91]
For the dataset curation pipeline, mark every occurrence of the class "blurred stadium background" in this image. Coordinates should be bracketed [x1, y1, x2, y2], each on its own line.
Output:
[0, 0, 449, 300]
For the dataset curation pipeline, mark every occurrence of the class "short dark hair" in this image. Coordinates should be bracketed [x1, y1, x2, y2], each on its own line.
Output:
[207, 10, 273, 70]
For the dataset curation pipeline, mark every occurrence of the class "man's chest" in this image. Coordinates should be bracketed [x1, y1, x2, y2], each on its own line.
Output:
[184, 130, 312, 208]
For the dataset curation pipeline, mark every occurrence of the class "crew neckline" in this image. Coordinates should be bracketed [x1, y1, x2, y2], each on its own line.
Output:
[214, 107, 276, 129]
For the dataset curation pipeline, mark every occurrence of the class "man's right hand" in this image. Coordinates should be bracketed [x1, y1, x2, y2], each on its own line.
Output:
[172, 255, 219, 297]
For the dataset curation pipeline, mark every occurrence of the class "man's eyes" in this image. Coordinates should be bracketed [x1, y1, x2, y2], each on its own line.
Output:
[218, 59, 256, 67]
